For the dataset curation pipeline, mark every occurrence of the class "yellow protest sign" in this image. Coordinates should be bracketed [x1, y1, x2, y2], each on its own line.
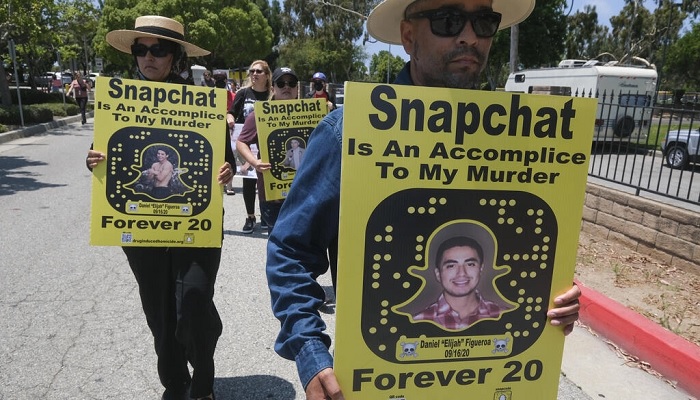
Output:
[90, 76, 227, 247]
[254, 98, 327, 201]
[335, 82, 597, 399]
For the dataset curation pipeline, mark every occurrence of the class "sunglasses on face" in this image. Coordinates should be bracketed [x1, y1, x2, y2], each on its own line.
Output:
[131, 43, 174, 57]
[249, 68, 266, 75]
[405, 9, 502, 38]
[275, 80, 298, 88]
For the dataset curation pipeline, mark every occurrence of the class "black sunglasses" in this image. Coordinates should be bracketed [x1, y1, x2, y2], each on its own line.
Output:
[249, 68, 266, 75]
[275, 80, 298, 88]
[405, 9, 502, 38]
[131, 43, 174, 57]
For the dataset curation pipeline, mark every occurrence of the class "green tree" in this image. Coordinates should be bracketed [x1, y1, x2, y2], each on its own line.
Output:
[486, 0, 568, 87]
[57, 0, 101, 75]
[254, 0, 283, 67]
[94, 0, 273, 77]
[650, 0, 689, 89]
[1, 0, 62, 90]
[277, 0, 375, 82]
[564, 5, 612, 60]
[608, 0, 657, 62]
[368, 50, 404, 83]
[664, 23, 700, 90]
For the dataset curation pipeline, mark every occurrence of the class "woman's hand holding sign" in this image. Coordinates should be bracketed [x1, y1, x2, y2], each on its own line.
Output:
[217, 162, 233, 185]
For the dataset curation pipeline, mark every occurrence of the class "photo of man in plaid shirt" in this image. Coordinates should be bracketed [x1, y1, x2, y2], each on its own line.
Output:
[413, 236, 503, 329]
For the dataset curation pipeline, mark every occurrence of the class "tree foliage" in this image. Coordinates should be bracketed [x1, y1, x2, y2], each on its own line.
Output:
[564, 5, 611, 59]
[0, 0, 100, 105]
[485, 0, 567, 87]
[368, 50, 405, 83]
[93, 0, 273, 77]
[254, 0, 283, 66]
[664, 23, 700, 89]
[1, 0, 62, 88]
[277, 0, 376, 82]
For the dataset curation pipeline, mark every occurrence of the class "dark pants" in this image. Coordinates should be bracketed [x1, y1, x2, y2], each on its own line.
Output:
[76, 97, 88, 123]
[260, 200, 283, 234]
[122, 246, 223, 398]
[242, 178, 257, 215]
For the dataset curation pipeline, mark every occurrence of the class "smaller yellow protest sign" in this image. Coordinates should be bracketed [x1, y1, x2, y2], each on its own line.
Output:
[90, 76, 227, 247]
[254, 98, 327, 201]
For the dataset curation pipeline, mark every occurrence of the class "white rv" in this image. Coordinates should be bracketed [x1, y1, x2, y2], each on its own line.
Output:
[505, 60, 658, 142]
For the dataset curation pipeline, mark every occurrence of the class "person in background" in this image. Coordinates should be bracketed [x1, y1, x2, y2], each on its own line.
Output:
[215, 72, 238, 196]
[306, 71, 336, 111]
[66, 71, 91, 125]
[202, 70, 216, 87]
[85, 15, 234, 400]
[266, 0, 582, 398]
[236, 67, 299, 234]
[282, 138, 305, 170]
[226, 60, 272, 234]
[51, 74, 63, 93]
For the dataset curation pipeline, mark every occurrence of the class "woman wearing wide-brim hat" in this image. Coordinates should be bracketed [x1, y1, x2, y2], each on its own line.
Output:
[86, 15, 233, 400]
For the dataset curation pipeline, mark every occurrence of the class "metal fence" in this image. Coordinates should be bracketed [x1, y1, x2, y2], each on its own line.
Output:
[583, 91, 700, 206]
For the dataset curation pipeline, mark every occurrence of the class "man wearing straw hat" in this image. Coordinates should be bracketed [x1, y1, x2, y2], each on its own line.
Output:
[86, 16, 234, 400]
[266, 0, 583, 399]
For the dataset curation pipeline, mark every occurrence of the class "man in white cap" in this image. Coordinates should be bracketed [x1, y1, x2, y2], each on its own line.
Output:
[266, 1, 582, 399]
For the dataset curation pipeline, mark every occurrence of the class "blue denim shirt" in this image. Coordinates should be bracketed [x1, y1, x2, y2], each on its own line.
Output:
[266, 62, 413, 389]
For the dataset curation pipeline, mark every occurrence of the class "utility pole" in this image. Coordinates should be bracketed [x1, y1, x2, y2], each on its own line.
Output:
[83, 35, 90, 75]
[387, 44, 391, 83]
[509, 25, 519, 74]
[6, 2, 24, 126]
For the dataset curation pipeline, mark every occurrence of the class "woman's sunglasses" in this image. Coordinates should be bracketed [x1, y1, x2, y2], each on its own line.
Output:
[249, 68, 266, 75]
[275, 80, 298, 88]
[405, 9, 502, 38]
[131, 43, 174, 57]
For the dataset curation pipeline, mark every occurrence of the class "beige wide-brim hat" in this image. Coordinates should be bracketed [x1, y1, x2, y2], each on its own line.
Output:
[367, 0, 536, 45]
[106, 15, 210, 57]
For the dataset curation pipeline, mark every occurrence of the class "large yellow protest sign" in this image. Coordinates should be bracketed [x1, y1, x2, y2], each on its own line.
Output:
[90, 76, 227, 247]
[254, 98, 327, 201]
[335, 82, 597, 399]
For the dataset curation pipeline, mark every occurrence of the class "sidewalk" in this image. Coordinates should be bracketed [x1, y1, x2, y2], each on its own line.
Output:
[0, 112, 92, 146]
[2, 116, 698, 399]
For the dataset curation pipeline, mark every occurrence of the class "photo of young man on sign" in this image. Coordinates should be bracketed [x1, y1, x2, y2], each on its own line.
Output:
[408, 224, 514, 330]
[127, 144, 192, 199]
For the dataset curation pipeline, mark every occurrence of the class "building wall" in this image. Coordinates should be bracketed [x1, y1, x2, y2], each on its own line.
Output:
[582, 183, 700, 274]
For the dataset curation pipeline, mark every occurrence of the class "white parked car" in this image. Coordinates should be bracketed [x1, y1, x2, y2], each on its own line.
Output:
[88, 72, 100, 87]
[662, 127, 700, 169]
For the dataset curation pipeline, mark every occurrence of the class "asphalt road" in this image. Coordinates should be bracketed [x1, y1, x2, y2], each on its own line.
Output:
[588, 145, 700, 211]
[0, 118, 691, 399]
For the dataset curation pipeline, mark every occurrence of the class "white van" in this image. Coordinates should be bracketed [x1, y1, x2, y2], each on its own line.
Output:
[505, 59, 658, 142]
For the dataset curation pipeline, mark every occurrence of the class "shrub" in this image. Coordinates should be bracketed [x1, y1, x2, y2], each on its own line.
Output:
[9, 89, 75, 105]
[44, 103, 79, 117]
[0, 104, 55, 125]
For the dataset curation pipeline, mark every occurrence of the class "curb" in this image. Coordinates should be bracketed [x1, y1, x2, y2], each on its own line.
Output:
[576, 279, 700, 397]
[0, 112, 93, 146]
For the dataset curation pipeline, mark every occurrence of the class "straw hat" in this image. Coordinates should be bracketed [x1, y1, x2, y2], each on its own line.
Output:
[367, 0, 536, 45]
[106, 15, 210, 57]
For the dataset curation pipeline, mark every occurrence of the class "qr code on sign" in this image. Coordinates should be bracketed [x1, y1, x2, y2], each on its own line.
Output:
[121, 233, 133, 243]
